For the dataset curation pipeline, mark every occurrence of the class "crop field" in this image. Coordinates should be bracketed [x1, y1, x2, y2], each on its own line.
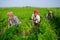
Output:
[0, 7, 60, 40]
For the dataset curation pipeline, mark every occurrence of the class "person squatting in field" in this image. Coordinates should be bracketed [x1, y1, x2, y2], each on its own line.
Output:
[46, 11, 53, 20]
[7, 11, 21, 28]
[31, 10, 40, 27]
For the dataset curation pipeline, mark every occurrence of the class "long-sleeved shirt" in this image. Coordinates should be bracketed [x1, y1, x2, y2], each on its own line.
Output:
[8, 16, 20, 27]
[46, 13, 52, 19]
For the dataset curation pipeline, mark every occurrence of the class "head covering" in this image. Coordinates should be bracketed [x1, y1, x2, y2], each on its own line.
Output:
[34, 10, 39, 14]
[49, 11, 52, 14]
[7, 12, 13, 16]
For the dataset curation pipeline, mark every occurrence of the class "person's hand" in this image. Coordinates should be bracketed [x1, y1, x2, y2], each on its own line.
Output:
[31, 20, 34, 25]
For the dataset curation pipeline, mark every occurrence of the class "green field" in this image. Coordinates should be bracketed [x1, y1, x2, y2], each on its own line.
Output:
[0, 7, 60, 40]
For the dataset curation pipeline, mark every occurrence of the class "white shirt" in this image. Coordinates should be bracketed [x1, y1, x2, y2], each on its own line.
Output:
[31, 14, 40, 23]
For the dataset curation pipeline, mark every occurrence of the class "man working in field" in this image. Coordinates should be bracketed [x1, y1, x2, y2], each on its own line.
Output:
[7, 11, 20, 28]
[46, 11, 53, 20]
[31, 10, 40, 27]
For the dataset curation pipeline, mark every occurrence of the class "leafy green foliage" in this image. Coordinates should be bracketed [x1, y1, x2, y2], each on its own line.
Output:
[0, 8, 60, 40]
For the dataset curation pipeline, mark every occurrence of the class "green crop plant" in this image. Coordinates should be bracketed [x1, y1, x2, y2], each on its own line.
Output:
[0, 7, 60, 40]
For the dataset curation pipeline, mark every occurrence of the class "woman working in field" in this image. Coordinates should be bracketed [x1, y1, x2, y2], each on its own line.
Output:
[7, 11, 20, 28]
[31, 10, 40, 27]
[30, 10, 41, 40]
[46, 11, 53, 20]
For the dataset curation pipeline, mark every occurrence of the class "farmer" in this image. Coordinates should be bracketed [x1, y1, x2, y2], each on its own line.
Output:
[46, 11, 53, 20]
[30, 10, 41, 40]
[31, 10, 40, 27]
[7, 11, 20, 27]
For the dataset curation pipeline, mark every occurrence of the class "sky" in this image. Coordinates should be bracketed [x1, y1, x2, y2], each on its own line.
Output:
[0, 0, 60, 7]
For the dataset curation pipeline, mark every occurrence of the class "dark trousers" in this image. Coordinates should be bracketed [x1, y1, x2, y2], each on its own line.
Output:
[34, 23, 40, 27]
